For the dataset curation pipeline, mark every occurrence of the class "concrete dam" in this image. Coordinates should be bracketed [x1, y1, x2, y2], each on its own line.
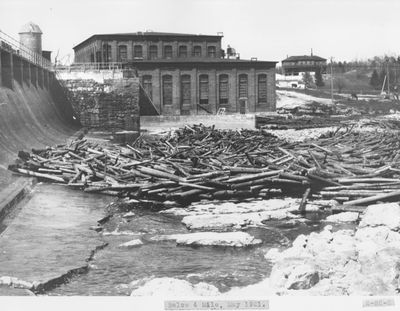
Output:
[0, 45, 78, 216]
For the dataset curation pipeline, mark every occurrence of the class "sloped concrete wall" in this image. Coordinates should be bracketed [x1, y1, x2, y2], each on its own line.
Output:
[0, 80, 78, 182]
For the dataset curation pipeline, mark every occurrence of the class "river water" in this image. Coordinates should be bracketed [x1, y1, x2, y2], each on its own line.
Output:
[0, 183, 334, 296]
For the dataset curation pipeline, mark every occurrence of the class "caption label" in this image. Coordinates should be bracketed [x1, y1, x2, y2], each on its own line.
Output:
[165, 300, 269, 310]
[362, 298, 395, 308]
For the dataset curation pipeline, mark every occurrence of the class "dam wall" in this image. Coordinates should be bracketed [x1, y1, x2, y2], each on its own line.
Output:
[0, 45, 79, 210]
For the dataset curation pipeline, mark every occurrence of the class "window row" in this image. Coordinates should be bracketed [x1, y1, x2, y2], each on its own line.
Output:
[284, 60, 326, 66]
[99, 44, 217, 62]
[141, 74, 268, 107]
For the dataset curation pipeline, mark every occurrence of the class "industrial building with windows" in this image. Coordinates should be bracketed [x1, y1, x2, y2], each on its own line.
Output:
[73, 32, 277, 115]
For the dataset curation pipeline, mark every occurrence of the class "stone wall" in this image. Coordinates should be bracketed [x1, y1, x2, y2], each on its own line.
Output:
[61, 75, 140, 131]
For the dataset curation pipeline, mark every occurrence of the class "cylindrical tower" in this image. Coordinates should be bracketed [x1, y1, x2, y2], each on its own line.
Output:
[19, 22, 42, 54]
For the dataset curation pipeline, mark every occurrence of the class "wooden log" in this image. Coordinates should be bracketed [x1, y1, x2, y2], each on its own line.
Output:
[343, 190, 400, 205]
[137, 166, 186, 182]
[278, 172, 309, 182]
[37, 168, 63, 174]
[13, 168, 66, 183]
[186, 171, 225, 180]
[311, 143, 333, 155]
[299, 188, 311, 214]
[227, 170, 282, 183]
[307, 173, 342, 187]
[174, 189, 205, 198]
[337, 178, 400, 184]
[231, 177, 275, 190]
[178, 182, 215, 191]
[320, 190, 393, 198]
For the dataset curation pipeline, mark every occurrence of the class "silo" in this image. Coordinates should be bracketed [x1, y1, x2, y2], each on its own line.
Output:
[19, 22, 42, 54]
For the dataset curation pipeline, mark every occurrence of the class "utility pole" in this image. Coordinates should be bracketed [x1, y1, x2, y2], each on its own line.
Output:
[387, 60, 390, 95]
[330, 57, 334, 104]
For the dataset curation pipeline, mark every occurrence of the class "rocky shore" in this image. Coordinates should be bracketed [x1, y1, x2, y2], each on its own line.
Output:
[265, 202, 400, 295]
[125, 202, 400, 296]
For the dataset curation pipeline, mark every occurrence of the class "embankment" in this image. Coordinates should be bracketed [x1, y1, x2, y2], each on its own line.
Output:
[0, 78, 79, 212]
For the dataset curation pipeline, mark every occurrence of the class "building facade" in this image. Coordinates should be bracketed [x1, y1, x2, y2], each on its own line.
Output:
[282, 55, 327, 76]
[73, 32, 277, 115]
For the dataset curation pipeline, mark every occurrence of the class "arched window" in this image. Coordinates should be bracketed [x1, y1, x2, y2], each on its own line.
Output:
[164, 45, 173, 58]
[238, 74, 248, 98]
[181, 75, 191, 109]
[178, 46, 188, 58]
[207, 46, 216, 58]
[258, 74, 268, 104]
[142, 75, 152, 100]
[219, 74, 229, 107]
[103, 44, 112, 63]
[118, 45, 127, 62]
[193, 46, 202, 57]
[149, 45, 158, 59]
[134, 45, 143, 58]
[162, 75, 173, 106]
[199, 74, 209, 106]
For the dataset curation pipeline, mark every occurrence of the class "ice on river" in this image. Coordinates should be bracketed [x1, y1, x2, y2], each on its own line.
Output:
[118, 239, 143, 248]
[182, 210, 298, 230]
[150, 232, 262, 247]
[161, 198, 301, 230]
[161, 198, 300, 217]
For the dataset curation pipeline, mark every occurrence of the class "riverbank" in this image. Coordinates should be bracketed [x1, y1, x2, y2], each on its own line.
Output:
[124, 201, 400, 297]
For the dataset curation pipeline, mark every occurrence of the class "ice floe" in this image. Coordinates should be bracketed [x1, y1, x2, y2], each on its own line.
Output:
[150, 232, 262, 247]
[118, 239, 144, 248]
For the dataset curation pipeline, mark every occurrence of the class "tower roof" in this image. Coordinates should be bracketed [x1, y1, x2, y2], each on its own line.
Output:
[19, 22, 42, 34]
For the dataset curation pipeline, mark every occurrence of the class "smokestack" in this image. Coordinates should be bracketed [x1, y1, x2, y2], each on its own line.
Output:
[311, 48, 313, 56]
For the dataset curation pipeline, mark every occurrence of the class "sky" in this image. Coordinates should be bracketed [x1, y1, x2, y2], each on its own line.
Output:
[1, 0, 400, 64]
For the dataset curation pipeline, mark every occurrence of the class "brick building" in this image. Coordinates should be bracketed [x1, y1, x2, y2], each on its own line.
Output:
[73, 32, 277, 115]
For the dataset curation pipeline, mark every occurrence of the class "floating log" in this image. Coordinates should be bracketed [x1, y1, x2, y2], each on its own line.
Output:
[343, 190, 400, 206]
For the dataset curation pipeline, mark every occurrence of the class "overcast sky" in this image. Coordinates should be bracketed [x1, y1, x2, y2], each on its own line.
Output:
[1, 0, 399, 64]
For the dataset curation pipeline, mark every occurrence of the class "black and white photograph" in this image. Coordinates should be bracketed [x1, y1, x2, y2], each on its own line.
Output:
[1, 0, 400, 310]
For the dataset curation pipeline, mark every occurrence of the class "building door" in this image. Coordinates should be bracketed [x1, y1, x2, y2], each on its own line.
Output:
[239, 99, 246, 114]
[181, 75, 191, 115]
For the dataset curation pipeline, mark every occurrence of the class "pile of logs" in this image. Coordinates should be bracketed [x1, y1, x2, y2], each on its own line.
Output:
[255, 114, 350, 130]
[8, 123, 400, 209]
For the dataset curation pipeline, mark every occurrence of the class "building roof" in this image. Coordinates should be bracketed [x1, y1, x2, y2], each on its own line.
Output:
[128, 58, 277, 64]
[282, 55, 327, 62]
[19, 22, 42, 34]
[73, 32, 223, 50]
[125, 58, 277, 69]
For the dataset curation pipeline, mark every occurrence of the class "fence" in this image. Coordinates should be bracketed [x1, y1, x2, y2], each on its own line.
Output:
[0, 30, 53, 70]
[55, 62, 124, 72]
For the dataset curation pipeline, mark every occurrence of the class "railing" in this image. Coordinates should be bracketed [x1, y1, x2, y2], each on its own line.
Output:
[0, 30, 53, 70]
[55, 62, 124, 72]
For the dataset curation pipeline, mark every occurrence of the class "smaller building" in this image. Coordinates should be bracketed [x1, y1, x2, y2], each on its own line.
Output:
[275, 73, 305, 89]
[282, 54, 327, 76]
